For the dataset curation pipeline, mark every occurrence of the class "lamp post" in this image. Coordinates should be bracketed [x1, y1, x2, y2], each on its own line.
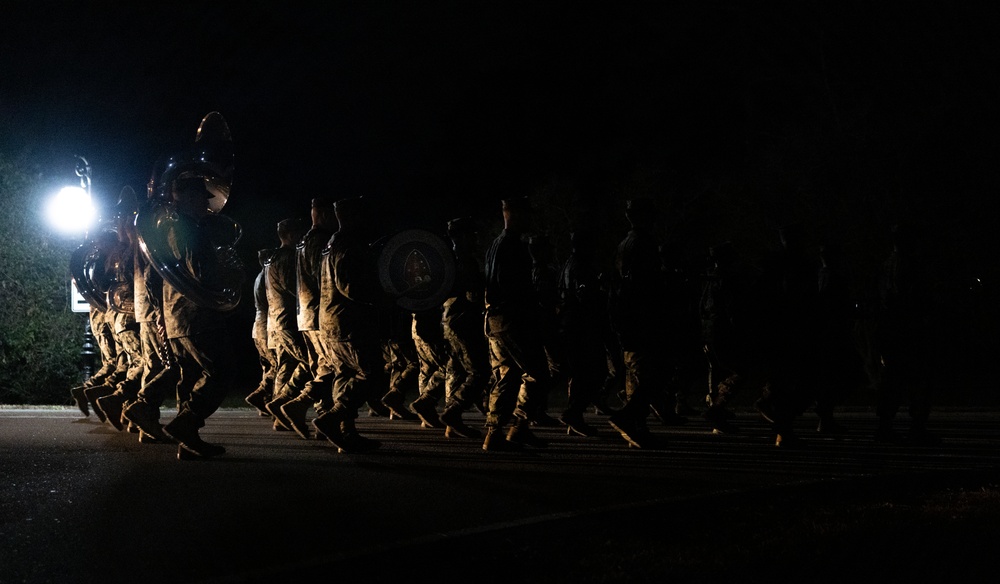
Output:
[47, 155, 99, 381]
[46, 156, 97, 237]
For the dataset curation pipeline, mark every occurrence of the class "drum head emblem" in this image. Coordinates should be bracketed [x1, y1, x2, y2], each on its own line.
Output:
[377, 229, 456, 312]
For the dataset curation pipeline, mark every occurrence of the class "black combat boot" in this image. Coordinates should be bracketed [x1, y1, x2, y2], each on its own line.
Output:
[163, 410, 225, 459]
[609, 413, 654, 448]
[409, 397, 445, 428]
[440, 405, 481, 439]
[123, 399, 173, 443]
[507, 418, 548, 448]
[70, 385, 90, 417]
[559, 410, 598, 437]
[313, 408, 349, 450]
[381, 390, 417, 421]
[96, 392, 128, 431]
[482, 426, 521, 451]
[83, 384, 115, 423]
[280, 394, 314, 440]
[265, 395, 294, 431]
[244, 386, 272, 417]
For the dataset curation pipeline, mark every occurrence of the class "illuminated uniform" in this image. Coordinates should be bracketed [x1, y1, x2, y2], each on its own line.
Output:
[295, 200, 336, 411]
[248, 253, 275, 410]
[482, 198, 551, 449]
[312, 197, 386, 453]
[265, 232, 310, 405]
[439, 217, 490, 433]
[123, 212, 180, 440]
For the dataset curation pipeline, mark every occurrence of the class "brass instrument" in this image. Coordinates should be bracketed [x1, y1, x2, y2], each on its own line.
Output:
[107, 278, 135, 314]
[135, 112, 243, 311]
[106, 186, 138, 315]
[69, 237, 113, 312]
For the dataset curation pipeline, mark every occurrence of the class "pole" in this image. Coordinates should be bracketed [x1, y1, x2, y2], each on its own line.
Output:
[81, 319, 97, 382]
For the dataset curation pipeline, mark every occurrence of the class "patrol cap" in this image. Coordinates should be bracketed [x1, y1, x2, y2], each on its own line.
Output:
[277, 217, 308, 236]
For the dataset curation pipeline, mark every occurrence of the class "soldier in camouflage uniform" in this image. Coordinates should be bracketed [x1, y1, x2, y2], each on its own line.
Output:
[408, 304, 449, 428]
[263, 217, 312, 434]
[874, 223, 939, 445]
[279, 198, 340, 438]
[381, 306, 420, 420]
[481, 197, 551, 451]
[244, 248, 276, 417]
[94, 211, 144, 432]
[71, 230, 121, 420]
[556, 228, 606, 437]
[122, 198, 181, 444]
[699, 241, 752, 435]
[607, 198, 669, 448]
[527, 233, 563, 427]
[752, 224, 821, 447]
[438, 217, 489, 438]
[156, 177, 243, 459]
[312, 196, 388, 453]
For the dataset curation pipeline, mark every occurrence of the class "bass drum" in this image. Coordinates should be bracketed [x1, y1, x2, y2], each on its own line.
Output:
[375, 229, 456, 313]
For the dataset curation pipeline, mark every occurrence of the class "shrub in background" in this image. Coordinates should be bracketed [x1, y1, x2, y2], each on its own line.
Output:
[0, 155, 91, 405]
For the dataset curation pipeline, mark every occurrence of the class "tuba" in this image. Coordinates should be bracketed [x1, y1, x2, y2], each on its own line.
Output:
[70, 231, 116, 312]
[106, 186, 138, 315]
[135, 112, 243, 311]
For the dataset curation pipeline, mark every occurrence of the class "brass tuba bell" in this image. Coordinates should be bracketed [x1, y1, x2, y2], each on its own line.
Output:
[105, 186, 138, 315]
[135, 112, 244, 311]
[69, 230, 118, 312]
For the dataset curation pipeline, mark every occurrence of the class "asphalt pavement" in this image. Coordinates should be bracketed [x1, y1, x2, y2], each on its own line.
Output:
[2, 404, 999, 584]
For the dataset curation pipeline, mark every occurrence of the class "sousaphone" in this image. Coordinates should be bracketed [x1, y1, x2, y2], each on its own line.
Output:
[70, 233, 115, 312]
[106, 186, 138, 314]
[135, 112, 243, 311]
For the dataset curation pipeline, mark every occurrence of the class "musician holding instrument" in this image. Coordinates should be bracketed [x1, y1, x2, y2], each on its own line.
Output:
[93, 202, 144, 432]
[122, 191, 181, 444]
[155, 175, 241, 459]
[73, 229, 123, 420]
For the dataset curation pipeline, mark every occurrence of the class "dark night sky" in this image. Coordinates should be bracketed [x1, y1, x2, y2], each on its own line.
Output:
[3, 1, 1000, 283]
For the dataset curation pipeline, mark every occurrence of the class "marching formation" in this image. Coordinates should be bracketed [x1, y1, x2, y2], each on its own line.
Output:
[67, 114, 940, 460]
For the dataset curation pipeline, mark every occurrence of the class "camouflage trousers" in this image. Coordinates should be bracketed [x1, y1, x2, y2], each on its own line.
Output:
[484, 326, 551, 429]
[111, 326, 143, 400]
[269, 330, 311, 401]
[168, 329, 234, 421]
[442, 316, 490, 412]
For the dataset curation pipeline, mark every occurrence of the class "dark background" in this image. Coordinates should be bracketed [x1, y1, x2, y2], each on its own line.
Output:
[3, 1, 997, 393]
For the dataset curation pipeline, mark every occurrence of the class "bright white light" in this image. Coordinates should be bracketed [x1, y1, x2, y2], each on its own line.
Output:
[46, 186, 96, 235]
